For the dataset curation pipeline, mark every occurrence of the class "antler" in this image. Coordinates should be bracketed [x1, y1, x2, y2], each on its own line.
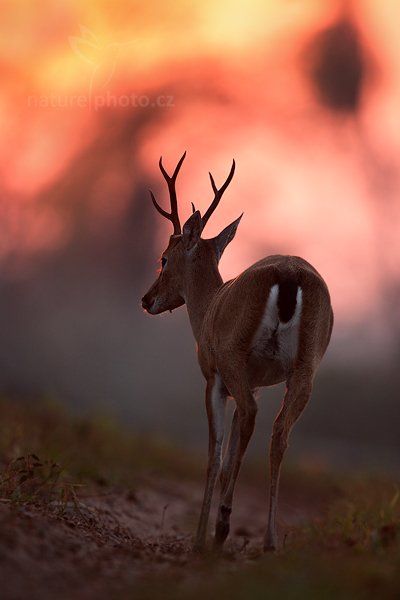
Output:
[149, 151, 186, 235]
[202, 159, 236, 230]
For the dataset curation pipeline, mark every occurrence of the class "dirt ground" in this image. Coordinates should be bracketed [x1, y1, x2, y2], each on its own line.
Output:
[0, 473, 335, 600]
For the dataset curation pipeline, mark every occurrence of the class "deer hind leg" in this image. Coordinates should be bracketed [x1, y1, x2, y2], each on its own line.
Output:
[264, 367, 314, 551]
[214, 374, 257, 548]
[194, 375, 227, 552]
[214, 408, 239, 546]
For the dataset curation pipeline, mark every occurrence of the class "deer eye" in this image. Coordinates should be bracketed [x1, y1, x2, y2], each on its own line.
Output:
[161, 256, 167, 269]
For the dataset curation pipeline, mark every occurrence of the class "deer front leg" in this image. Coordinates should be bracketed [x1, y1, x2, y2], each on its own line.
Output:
[214, 377, 257, 549]
[219, 408, 239, 492]
[194, 375, 227, 552]
[264, 368, 313, 551]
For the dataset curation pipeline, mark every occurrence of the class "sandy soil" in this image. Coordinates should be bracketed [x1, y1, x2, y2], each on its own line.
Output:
[0, 475, 334, 600]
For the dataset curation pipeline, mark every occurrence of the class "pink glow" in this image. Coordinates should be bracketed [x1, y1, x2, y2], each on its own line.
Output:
[1, 1, 399, 322]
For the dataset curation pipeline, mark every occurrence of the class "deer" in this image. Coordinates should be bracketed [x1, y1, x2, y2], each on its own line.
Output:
[141, 153, 334, 552]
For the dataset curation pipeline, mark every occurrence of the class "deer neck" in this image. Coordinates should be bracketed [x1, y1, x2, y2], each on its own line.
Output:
[184, 259, 223, 342]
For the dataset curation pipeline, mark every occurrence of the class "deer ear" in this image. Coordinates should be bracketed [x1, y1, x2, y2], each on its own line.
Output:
[182, 210, 202, 251]
[213, 213, 243, 261]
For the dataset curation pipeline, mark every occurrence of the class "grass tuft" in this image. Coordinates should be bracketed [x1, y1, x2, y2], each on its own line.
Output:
[0, 397, 204, 493]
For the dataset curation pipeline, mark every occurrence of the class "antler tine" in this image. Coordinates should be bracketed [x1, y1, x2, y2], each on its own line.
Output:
[202, 159, 236, 229]
[149, 190, 170, 220]
[172, 151, 187, 179]
[151, 152, 187, 235]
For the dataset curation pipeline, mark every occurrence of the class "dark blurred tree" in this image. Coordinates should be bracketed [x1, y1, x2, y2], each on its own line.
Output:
[35, 107, 161, 288]
[305, 16, 367, 114]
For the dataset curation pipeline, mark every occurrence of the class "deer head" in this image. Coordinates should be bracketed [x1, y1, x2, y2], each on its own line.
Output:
[141, 153, 242, 315]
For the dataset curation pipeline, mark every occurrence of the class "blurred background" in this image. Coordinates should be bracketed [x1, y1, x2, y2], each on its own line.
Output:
[1, 0, 399, 472]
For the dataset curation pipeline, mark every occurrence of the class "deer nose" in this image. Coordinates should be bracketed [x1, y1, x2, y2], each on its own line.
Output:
[141, 295, 152, 311]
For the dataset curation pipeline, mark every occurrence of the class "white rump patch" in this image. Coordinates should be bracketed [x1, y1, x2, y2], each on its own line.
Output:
[260, 283, 279, 329]
[251, 284, 303, 369]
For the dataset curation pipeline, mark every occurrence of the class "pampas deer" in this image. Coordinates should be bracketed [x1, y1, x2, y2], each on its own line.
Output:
[142, 153, 333, 551]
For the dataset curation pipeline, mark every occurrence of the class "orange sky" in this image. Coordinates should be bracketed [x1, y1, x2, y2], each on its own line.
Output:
[1, 0, 400, 324]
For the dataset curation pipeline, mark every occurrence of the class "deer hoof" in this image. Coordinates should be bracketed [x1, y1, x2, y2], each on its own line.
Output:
[214, 522, 230, 548]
